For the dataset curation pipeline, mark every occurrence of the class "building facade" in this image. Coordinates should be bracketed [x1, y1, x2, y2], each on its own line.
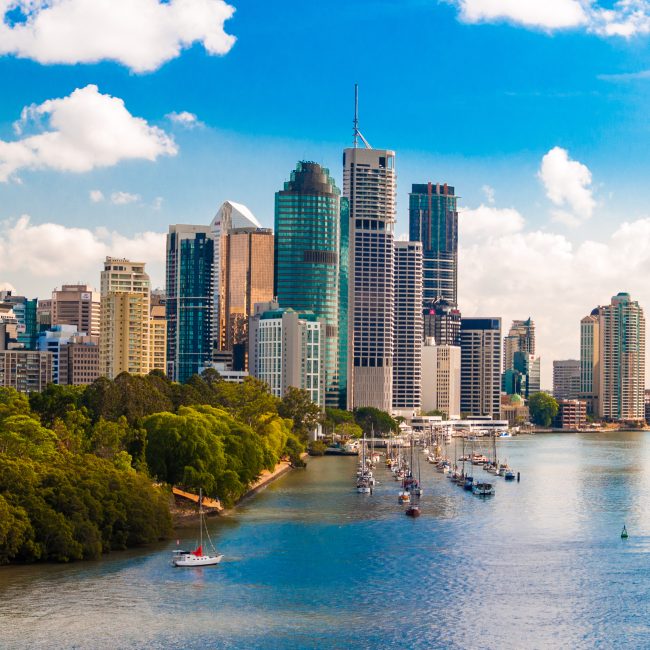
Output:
[166, 225, 215, 382]
[503, 318, 540, 397]
[393, 241, 423, 413]
[409, 182, 458, 318]
[423, 298, 461, 346]
[553, 359, 581, 401]
[421, 337, 461, 418]
[580, 309, 601, 415]
[248, 301, 325, 407]
[460, 317, 502, 418]
[0, 350, 52, 392]
[51, 284, 100, 340]
[343, 146, 396, 411]
[59, 337, 100, 386]
[99, 257, 155, 379]
[598, 292, 645, 422]
[274, 161, 344, 408]
[554, 399, 587, 429]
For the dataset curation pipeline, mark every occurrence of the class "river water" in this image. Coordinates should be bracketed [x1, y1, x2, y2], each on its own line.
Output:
[2, 432, 650, 649]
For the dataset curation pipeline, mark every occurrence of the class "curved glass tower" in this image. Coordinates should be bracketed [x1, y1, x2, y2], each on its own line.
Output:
[274, 162, 345, 407]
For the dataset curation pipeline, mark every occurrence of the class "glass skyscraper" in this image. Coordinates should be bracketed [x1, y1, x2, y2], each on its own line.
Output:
[274, 161, 345, 408]
[166, 225, 215, 383]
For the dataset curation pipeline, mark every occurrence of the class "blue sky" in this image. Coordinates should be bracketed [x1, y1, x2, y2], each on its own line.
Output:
[3, 0, 650, 384]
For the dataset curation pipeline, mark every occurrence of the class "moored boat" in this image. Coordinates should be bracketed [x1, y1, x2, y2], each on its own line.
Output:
[472, 482, 495, 497]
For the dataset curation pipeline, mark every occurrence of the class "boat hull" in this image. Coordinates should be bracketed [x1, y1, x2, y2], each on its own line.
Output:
[173, 554, 224, 567]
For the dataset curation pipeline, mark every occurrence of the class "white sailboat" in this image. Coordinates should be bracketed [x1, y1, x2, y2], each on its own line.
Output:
[172, 489, 223, 567]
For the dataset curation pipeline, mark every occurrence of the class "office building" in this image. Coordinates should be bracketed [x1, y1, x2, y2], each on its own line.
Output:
[211, 201, 274, 360]
[0, 292, 38, 350]
[421, 337, 461, 418]
[424, 297, 461, 346]
[275, 161, 346, 408]
[503, 318, 535, 370]
[343, 146, 396, 411]
[59, 336, 100, 386]
[38, 324, 81, 384]
[248, 301, 325, 407]
[393, 241, 423, 413]
[99, 257, 156, 379]
[460, 317, 501, 418]
[598, 292, 645, 422]
[554, 399, 587, 429]
[0, 350, 52, 392]
[503, 318, 540, 398]
[553, 359, 581, 401]
[51, 284, 100, 340]
[409, 182, 458, 341]
[166, 225, 215, 382]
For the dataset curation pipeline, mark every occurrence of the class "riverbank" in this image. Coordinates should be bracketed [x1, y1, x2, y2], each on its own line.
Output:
[171, 455, 306, 526]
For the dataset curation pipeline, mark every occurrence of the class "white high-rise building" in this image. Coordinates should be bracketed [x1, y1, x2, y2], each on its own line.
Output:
[598, 292, 645, 422]
[343, 146, 396, 411]
[393, 241, 423, 414]
[248, 301, 326, 407]
[421, 337, 461, 418]
[580, 309, 601, 415]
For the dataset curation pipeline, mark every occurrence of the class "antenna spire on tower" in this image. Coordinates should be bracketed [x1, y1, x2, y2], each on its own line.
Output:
[352, 83, 372, 149]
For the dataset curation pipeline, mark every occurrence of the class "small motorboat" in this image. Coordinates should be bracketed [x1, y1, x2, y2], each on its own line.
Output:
[398, 490, 411, 504]
[504, 470, 516, 481]
[405, 505, 420, 518]
[472, 482, 495, 497]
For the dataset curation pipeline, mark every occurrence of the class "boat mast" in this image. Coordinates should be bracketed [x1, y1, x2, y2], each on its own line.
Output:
[199, 487, 203, 550]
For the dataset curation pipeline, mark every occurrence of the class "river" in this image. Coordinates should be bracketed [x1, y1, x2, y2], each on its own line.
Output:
[2, 431, 650, 649]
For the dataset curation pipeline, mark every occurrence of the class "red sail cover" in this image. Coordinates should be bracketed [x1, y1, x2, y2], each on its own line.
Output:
[192, 546, 203, 556]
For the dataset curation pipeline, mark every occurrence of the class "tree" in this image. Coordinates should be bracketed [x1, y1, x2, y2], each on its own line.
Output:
[528, 392, 559, 427]
[278, 387, 323, 441]
[334, 422, 363, 439]
[353, 407, 398, 436]
[423, 409, 446, 418]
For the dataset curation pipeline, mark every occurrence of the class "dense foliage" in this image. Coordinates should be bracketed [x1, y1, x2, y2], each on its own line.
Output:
[528, 392, 559, 427]
[1, 371, 313, 564]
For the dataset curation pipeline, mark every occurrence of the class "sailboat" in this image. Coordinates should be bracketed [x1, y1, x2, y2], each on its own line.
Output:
[172, 489, 224, 567]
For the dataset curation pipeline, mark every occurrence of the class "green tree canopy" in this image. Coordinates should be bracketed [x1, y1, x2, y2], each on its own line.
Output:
[354, 407, 398, 436]
[528, 392, 559, 427]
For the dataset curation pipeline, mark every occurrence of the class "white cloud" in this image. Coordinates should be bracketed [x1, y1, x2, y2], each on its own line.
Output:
[481, 184, 495, 204]
[111, 191, 140, 205]
[0, 84, 177, 182]
[0, 0, 236, 73]
[459, 204, 650, 388]
[453, 0, 650, 37]
[459, 204, 525, 239]
[167, 111, 203, 128]
[0, 215, 165, 295]
[89, 189, 104, 203]
[539, 146, 595, 225]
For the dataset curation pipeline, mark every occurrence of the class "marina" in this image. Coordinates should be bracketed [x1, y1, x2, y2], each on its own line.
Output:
[2, 431, 650, 648]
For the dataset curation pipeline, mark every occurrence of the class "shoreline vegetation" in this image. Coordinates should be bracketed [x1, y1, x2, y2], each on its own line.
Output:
[0, 371, 321, 565]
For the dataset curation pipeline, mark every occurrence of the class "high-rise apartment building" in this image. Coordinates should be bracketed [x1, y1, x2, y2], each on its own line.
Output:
[274, 161, 346, 408]
[460, 317, 502, 418]
[598, 292, 645, 422]
[150, 302, 167, 374]
[421, 337, 461, 418]
[51, 284, 100, 340]
[343, 146, 396, 411]
[100, 257, 159, 379]
[0, 350, 52, 392]
[580, 309, 600, 415]
[248, 301, 325, 407]
[393, 241, 423, 413]
[553, 359, 581, 401]
[166, 225, 215, 382]
[409, 182, 458, 309]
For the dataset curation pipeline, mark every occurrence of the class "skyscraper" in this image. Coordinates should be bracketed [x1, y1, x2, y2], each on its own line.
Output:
[424, 298, 461, 346]
[211, 201, 273, 356]
[598, 292, 645, 422]
[503, 318, 540, 397]
[344, 146, 396, 411]
[166, 225, 215, 383]
[421, 336, 461, 418]
[393, 241, 423, 413]
[460, 317, 502, 418]
[580, 309, 600, 415]
[100, 257, 160, 379]
[409, 182, 458, 307]
[553, 359, 581, 401]
[274, 161, 345, 407]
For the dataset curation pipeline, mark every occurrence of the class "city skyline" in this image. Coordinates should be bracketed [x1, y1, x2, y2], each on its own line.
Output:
[4, 1, 650, 385]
